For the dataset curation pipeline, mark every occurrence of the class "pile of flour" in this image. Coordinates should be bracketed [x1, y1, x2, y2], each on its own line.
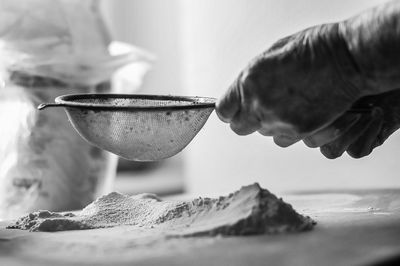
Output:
[7, 183, 315, 236]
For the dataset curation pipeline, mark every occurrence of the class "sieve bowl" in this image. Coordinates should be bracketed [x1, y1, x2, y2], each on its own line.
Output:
[38, 94, 216, 161]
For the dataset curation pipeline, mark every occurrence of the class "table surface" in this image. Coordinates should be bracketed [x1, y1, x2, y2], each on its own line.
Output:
[1, 189, 399, 266]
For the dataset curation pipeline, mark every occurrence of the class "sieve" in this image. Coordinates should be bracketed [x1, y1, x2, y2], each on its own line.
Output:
[38, 94, 216, 161]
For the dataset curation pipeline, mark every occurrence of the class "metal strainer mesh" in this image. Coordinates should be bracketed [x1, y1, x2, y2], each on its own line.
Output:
[39, 94, 216, 161]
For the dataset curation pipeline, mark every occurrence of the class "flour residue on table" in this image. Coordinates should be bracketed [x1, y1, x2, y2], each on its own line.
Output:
[7, 183, 315, 236]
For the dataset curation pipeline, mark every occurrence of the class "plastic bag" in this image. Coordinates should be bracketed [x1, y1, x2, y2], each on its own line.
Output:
[0, 0, 152, 219]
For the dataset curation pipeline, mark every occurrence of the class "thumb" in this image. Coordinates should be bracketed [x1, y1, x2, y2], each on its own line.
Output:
[216, 75, 242, 123]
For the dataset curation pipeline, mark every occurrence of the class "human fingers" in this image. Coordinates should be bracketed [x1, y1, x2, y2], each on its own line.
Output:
[319, 113, 374, 159]
[273, 135, 300, 147]
[303, 113, 362, 148]
[229, 110, 261, 136]
[347, 108, 384, 158]
[216, 75, 243, 123]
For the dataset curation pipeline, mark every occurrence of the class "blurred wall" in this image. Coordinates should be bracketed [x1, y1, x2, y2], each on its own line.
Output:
[102, 0, 400, 195]
[101, 0, 183, 95]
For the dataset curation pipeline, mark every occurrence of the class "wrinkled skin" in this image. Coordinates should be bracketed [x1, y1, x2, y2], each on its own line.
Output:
[217, 1, 400, 159]
[307, 90, 400, 159]
[217, 23, 361, 142]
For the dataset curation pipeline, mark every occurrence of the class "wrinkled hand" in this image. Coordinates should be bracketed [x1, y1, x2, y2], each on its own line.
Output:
[304, 89, 400, 159]
[217, 23, 363, 146]
[216, 22, 400, 159]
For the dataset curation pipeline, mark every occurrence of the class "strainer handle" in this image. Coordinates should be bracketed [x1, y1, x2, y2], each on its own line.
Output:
[37, 103, 66, 110]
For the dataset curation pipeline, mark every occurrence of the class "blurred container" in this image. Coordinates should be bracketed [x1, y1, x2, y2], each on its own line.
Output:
[0, 0, 151, 219]
[0, 73, 120, 219]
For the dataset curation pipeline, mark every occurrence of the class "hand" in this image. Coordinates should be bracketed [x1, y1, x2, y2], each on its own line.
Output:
[217, 23, 363, 146]
[217, 2, 400, 159]
[304, 89, 400, 159]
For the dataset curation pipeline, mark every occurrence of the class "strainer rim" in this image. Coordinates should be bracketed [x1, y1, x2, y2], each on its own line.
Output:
[55, 93, 216, 111]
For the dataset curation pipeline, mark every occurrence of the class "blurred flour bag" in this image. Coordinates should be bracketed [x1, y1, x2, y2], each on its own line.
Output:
[0, 0, 152, 219]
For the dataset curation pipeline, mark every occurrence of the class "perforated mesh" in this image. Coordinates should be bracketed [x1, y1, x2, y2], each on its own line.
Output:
[60, 95, 215, 161]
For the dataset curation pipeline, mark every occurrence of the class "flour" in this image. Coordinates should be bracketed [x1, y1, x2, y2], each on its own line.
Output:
[7, 183, 315, 236]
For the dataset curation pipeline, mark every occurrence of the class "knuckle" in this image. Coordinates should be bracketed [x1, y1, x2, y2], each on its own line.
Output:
[241, 69, 257, 88]
[239, 69, 262, 103]
[374, 134, 386, 147]
[268, 36, 292, 52]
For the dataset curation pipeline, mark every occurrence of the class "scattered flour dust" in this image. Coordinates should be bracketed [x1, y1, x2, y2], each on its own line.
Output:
[7, 183, 315, 236]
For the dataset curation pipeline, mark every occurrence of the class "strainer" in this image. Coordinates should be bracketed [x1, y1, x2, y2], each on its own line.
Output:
[38, 94, 216, 161]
